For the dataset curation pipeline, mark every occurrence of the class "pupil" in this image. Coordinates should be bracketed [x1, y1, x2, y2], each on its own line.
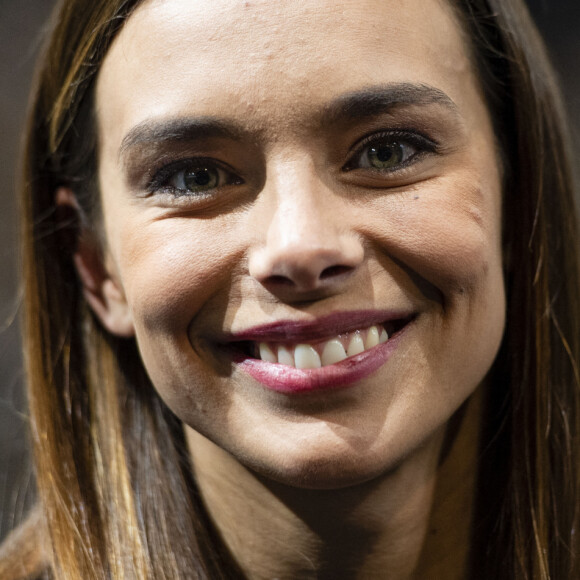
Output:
[187, 169, 211, 186]
[375, 146, 394, 162]
[369, 142, 404, 169]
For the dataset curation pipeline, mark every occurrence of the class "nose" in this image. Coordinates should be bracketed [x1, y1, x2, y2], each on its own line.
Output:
[248, 162, 364, 294]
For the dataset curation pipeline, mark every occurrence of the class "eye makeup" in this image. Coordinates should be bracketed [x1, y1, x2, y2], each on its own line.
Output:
[118, 84, 466, 206]
[146, 157, 243, 197]
[343, 129, 439, 173]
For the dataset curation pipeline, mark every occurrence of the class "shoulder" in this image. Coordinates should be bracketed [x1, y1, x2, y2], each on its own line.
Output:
[0, 505, 50, 580]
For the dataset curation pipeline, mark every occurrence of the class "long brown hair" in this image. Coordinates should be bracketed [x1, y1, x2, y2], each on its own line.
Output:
[455, 2, 580, 578]
[2, 0, 579, 578]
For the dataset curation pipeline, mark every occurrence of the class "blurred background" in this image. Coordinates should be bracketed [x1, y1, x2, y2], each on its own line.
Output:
[0, 0, 579, 543]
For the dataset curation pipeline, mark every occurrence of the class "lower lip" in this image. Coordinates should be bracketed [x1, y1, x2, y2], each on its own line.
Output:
[236, 328, 406, 394]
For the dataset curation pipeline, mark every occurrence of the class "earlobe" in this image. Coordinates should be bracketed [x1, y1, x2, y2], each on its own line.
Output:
[56, 187, 135, 338]
[73, 251, 136, 338]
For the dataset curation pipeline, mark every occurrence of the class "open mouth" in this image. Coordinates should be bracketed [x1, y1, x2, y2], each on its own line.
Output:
[224, 317, 412, 370]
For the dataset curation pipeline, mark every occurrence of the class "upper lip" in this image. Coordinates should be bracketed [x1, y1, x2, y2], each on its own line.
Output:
[221, 309, 415, 343]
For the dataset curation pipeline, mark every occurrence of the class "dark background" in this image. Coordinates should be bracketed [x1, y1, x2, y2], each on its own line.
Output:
[1, 0, 579, 543]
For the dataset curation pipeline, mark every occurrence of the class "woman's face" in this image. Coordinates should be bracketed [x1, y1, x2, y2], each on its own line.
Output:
[93, 0, 505, 488]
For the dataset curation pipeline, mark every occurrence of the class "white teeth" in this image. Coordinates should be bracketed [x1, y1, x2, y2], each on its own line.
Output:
[294, 344, 322, 369]
[256, 324, 393, 367]
[321, 339, 348, 366]
[259, 342, 277, 363]
[365, 326, 380, 349]
[277, 345, 295, 366]
[346, 332, 365, 357]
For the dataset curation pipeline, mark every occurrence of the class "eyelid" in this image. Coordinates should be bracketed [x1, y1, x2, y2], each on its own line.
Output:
[147, 157, 242, 196]
[343, 129, 439, 172]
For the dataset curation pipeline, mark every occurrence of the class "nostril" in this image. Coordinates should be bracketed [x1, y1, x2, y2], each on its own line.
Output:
[265, 275, 294, 286]
[261, 266, 352, 290]
[320, 265, 352, 280]
[249, 238, 364, 292]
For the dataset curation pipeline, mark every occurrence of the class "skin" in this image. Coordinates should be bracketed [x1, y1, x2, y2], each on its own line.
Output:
[70, 0, 506, 576]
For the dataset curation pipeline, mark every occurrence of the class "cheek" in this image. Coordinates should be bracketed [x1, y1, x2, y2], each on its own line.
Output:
[369, 172, 503, 299]
[417, 182, 506, 389]
[362, 172, 506, 379]
[114, 216, 239, 335]
[110, 217, 242, 413]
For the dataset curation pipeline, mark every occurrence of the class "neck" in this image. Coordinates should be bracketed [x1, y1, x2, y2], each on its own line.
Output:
[186, 392, 481, 580]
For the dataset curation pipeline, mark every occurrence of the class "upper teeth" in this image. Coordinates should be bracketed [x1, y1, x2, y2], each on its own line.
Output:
[257, 325, 388, 369]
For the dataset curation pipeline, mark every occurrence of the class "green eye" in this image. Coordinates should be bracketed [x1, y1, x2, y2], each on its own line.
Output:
[178, 166, 219, 193]
[367, 142, 406, 170]
[346, 131, 438, 174]
[147, 157, 244, 199]
[359, 140, 416, 171]
[149, 159, 242, 198]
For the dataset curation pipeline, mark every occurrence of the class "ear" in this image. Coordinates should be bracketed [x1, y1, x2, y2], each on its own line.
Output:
[56, 187, 135, 338]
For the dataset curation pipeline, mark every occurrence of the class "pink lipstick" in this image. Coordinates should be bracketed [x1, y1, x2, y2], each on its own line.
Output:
[223, 310, 414, 394]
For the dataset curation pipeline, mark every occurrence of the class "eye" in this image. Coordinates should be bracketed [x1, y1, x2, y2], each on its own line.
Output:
[345, 131, 437, 173]
[149, 158, 242, 197]
[173, 165, 220, 192]
[361, 141, 415, 170]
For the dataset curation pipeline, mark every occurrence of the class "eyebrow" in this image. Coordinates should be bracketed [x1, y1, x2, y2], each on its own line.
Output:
[118, 83, 460, 161]
[322, 83, 460, 125]
[119, 117, 244, 162]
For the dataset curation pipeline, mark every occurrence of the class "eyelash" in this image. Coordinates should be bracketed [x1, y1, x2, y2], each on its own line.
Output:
[343, 130, 438, 173]
[146, 130, 438, 197]
[147, 158, 242, 197]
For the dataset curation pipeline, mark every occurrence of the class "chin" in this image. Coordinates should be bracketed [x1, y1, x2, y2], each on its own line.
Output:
[239, 442, 408, 491]
[262, 466, 390, 491]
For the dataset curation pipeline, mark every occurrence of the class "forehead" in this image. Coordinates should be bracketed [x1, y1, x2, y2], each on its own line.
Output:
[97, 0, 480, 146]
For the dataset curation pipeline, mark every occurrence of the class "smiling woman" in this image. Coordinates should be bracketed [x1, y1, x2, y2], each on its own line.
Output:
[0, 0, 579, 579]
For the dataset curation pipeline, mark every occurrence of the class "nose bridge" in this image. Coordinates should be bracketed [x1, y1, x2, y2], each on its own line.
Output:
[248, 153, 364, 292]
[269, 158, 336, 249]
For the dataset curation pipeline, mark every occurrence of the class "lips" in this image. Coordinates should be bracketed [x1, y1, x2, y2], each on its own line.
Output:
[218, 310, 414, 393]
